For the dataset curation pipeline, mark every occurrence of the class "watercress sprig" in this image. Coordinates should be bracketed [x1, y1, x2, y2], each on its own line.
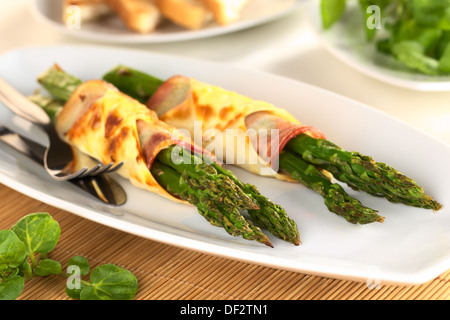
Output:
[321, 0, 450, 75]
[0, 212, 138, 300]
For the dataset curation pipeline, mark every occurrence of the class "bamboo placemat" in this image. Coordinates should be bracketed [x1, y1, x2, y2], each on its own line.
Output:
[1, 184, 448, 300]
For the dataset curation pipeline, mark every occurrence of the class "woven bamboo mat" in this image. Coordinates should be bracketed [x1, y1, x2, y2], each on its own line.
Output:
[1, 184, 448, 300]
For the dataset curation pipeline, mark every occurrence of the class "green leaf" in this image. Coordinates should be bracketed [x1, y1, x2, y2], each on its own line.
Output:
[0, 275, 25, 300]
[436, 31, 450, 57]
[0, 230, 27, 268]
[65, 262, 88, 300]
[10, 212, 61, 256]
[321, 0, 347, 29]
[438, 42, 450, 73]
[410, 0, 449, 27]
[392, 40, 440, 75]
[442, 6, 450, 29]
[359, 0, 390, 41]
[80, 264, 138, 300]
[18, 259, 32, 278]
[391, 19, 419, 43]
[320, 0, 450, 75]
[417, 28, 443, 55]
[67, 256, 90, 276]
[66, 281, 87, 300]
[35, 259, 62, 276]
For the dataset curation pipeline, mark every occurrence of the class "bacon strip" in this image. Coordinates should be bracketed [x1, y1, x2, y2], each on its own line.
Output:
[146, 76, 325, 180]
[245, 111, 325, 162]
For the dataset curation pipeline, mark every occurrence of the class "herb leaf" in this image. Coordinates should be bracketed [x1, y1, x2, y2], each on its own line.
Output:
[321, 0, 450, 75]
[66, 281, 87, 300]
[321, 0, 346, 29]
[35, 259, 62, 276]
[65, 256, 91, 299]
[392, 40, 440, 75]
[67, 256, 90, 276]
[80, 264, 138, 300]
[438, 42, 450, 72]
[0, 230, 27, 268]
[2, 212, 138, 300]
[0, 275, 25, 300]
[10, 212, 61, 256]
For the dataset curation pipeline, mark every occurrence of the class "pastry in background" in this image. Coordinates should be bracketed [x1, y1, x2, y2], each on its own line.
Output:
[106, 0, 162, 33]
[62, 0, 112, 25]
[61, 0, 252, 33]
[203, 0, 250, 25]
[155, 0, 213, 30]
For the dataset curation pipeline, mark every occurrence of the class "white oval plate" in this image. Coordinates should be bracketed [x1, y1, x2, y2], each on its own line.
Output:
[31, 0, 304, 44]
[305, 2, 450, 91]
[0, 45, 449, 285]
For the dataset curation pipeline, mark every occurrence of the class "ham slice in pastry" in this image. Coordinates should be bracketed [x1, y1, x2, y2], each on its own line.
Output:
[146, 75, 325, 181]
[55, 79, 208, 203]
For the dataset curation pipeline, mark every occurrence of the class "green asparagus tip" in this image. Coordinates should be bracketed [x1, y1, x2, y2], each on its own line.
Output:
[286, 134, 442, 212]
[152, 147, 274, 248]
[279, 150, 384, 225]
[210, 163, 301, 246]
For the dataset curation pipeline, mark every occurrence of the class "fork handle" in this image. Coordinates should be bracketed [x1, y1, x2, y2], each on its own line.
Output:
[0, 77, 50, 126]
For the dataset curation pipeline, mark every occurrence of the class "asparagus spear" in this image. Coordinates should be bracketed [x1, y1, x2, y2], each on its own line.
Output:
[28, 93, 64, 124]
[42, 64, 443, 228]
[100, 66, 303, 238]
[102, 65, 163, 104]
[98, 65, 388, 223]
[36, 65, 296, 247]
[285, 134, 442, 211]
[208, 162, 301, 244]
[155, 146, 273, 247]
[157, 146, 300, 245]
[37, 64, 82, 102]
[99, 64, 442, 216]
[29, 93, 275, 246]
[279, 151, 384, 224]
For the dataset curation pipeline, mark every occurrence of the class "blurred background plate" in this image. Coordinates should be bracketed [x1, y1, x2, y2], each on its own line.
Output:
[305, 2, 450, 92]
[31, 0, 305, 44]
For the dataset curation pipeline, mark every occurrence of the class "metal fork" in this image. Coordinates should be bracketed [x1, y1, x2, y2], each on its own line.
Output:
[0, 126, 127, 206]
[0, 76, 123, 180]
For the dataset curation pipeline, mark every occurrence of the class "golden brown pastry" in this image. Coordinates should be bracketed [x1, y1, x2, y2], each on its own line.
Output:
[105, 0, 162, 33]
[55, 79, 207, 203]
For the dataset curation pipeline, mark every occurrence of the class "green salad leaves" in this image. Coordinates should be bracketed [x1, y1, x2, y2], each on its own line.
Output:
[321, 0, 450, 75]
[0, 212, 138, 300]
